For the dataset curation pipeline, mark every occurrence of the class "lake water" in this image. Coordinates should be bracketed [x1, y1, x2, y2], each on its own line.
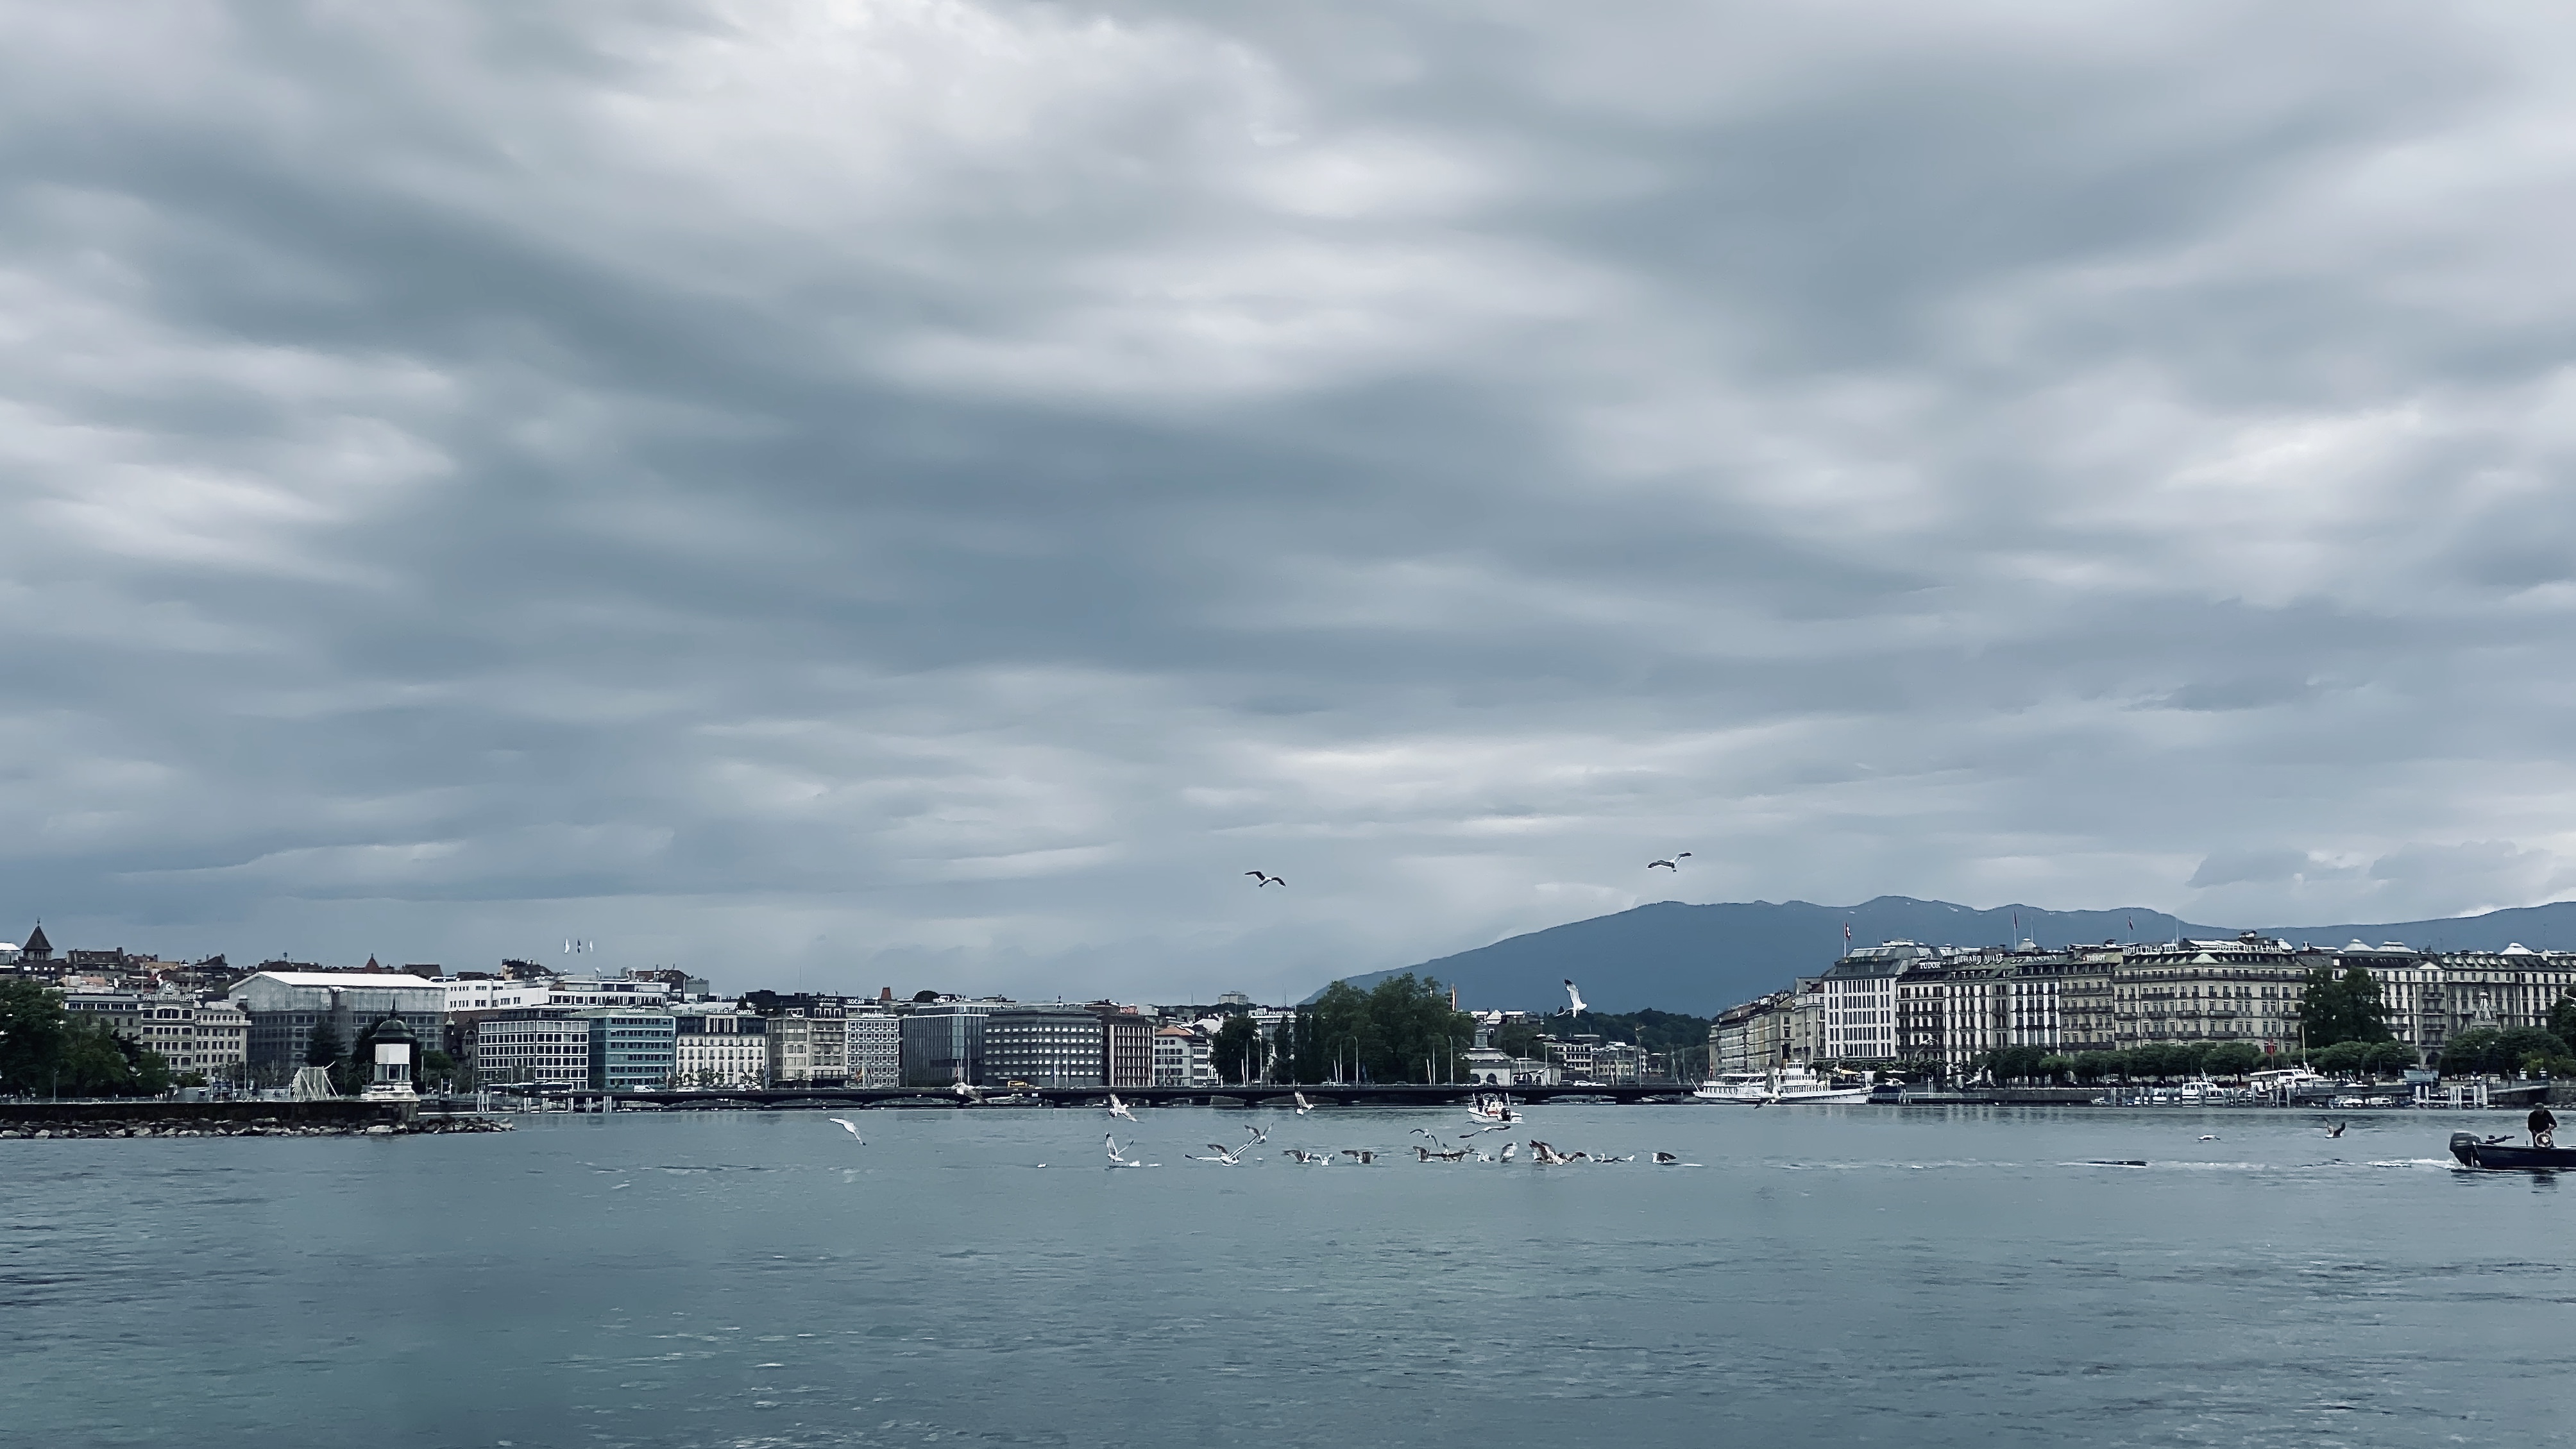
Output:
[3, 1104, 2566, 1448]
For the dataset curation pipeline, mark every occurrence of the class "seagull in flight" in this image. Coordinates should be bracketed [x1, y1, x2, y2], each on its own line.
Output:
[1189, 1142, 1248, 1165]
[1106, 1094, 1137, 1123]
[1104, 1134, 1155, 1169]
[1244, 871, 1285, 888]
[1563, 979, 1587, 1019]
[1341, 1149, 1378, 1164]
[1284, 1149, 1330, 1165]
[826, 1117, 865, 1143]
[1292, 1091, 1313, 1116]
[2325, 1121, 2346, 1139]
[1653, 1151, 1681, 1165]
[1241, 1124, 1270, 1148]
[1497, 1140, 1517, 1163]
[1647, 852, 1692, 871]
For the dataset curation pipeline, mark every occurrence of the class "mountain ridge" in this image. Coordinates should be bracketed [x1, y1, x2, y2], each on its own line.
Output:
[1315, 895, 2576, 1017]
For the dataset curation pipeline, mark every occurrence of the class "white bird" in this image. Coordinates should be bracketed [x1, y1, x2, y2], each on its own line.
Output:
[826, 1117, 865, 1143]
[1563, 979, 1587, 1018]
[1189, 1142, 1246, 1165]
[1498, 1141, 1518, 1163]
[1647, 852, 1692, 871]
[1284, 1149, 1330, 1165]
[1241, 1124, 1270, 1148]
[1244, 871, 1285, 888]
[1293, 1091, 1313, 1116]
[1414, 1144, 1468, 1162]
[1106, 1094, 1137, 1123]
[1653, 1151, 1681, 1165]
[2325, 1121, 2346, 1139]
[1341, 1149, 1378, 1164]
[1104, 1133, 1153, 1168]
[2198, 1135, 2219, 1142]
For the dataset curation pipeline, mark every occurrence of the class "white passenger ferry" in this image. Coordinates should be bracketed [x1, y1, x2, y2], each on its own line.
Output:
[1693, 1063, 1874, 1105]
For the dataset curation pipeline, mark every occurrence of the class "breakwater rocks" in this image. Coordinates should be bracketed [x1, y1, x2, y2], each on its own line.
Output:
[0, 1101, 513, 1139]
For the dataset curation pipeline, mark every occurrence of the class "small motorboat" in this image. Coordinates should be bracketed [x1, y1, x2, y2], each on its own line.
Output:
[2449, 1131, 2576, 1171]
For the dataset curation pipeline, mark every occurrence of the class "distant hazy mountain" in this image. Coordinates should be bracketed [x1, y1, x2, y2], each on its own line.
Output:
[1318, 895, 2576, 1017]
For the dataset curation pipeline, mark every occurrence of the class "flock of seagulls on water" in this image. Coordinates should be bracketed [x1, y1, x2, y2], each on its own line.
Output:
[829, 1107, 2366, 1170]
[1088, 1121, 1697, 1169]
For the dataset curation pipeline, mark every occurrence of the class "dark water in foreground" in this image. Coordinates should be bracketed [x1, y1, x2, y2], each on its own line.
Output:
[3, 1105, 2568, 1448]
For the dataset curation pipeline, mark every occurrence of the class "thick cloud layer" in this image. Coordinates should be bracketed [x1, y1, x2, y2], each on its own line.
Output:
[6, 2, 2575, 999]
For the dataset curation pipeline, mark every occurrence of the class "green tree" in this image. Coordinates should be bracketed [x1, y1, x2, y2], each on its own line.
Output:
[1298, 974, 1476, 1084]
[2036, 1053, 2077, 1083]
[2071, 1051, 2119, 1083]
[2439, 1027, 2500, 1076]
[1492, 1019, 1543, 1062]
[1210, 1013, 1261, 1084]
[0, 978, 71, 1095]
[305, 1019, 344, 1069]
[2495, 1026, 2572, 1078]
[2296, 966, 2394, 1049]
[2203, 1042, 2264, 1078]
[2550, 994, 2576, 1047]
[2313, 1040, 2369, 1077]
[2363, 1040, 2417, 1076]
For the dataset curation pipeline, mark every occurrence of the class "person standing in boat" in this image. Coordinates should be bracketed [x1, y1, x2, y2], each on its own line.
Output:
[2530, 1104, 2557, 1149]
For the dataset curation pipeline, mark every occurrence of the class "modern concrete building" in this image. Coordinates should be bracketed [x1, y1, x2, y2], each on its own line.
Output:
[981, 1004, 1105, 1087]
[473, 1008, 593, 1087]
[1098, 1008, 1155, 1089]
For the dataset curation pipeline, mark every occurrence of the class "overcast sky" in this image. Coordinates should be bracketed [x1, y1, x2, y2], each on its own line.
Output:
[6, 1, 2576, 1001]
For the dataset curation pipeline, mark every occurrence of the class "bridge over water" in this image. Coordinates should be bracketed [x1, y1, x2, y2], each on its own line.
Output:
[550, 1083, 1702, 1112]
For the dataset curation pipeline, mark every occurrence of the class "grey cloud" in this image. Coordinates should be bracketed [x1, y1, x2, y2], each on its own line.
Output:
[6, 3, 2576, 999]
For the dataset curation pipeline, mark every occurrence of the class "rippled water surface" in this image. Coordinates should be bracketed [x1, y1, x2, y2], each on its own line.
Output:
[4, 1105, 2568, 1448]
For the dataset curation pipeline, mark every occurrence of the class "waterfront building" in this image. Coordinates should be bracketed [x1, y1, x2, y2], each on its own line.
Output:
[1711, 990, 1797, 1073]
[2111, 936, 2309, 1052]
[764, 1006, 849, 1087]
[1543, 1033, 1594, 1081]
[2414, 945, 2576, 1046]
[1820, 943, 1936, 1061]
[58, 990, 251, 1081]
[1151, 1024, 1214, 1086]
[846, 1008, 901, 1088]
[901, 1001, 992, 1088]
[982, 1004, 1106, 1087]
[1098, 1007, 1155, 1089]
[585, 1009, 677, 1091]
[230, 970, 446, 1072]
[473, 1008, 592, 1087]
[1589, 1040, 1645, 1085]
[673, 1010, 768, 1088]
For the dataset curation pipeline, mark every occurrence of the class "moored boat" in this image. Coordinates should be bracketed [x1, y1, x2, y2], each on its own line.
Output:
[2448, 1131, 2576, 1170]
[1693, 1063, 1872, 1105]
